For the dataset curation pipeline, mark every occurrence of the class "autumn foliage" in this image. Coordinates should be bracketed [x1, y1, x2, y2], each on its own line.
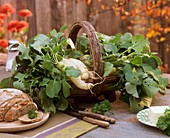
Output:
[0, 3, 33, 53]
[83, 0, 170, 72]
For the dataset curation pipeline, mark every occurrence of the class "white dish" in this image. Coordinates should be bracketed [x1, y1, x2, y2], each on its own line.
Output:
[137, 108, 156, 127]
[0, 112, 50, 132]
[137, 106, 170, 127]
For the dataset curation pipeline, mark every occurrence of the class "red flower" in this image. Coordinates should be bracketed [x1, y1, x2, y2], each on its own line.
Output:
[0, 4, 15, 16]
[17, 21, 29, 32]
[0, 13, 7, 20]
[7, 20, 19, 33]
[0, 39, 8, 49]
[18, 9, 33, 17]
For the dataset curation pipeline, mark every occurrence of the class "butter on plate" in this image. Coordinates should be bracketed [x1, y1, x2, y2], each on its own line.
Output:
[148, 106, 169, 125]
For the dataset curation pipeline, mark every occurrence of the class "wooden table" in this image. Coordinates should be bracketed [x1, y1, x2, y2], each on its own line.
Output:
[0, 66, 170, 138]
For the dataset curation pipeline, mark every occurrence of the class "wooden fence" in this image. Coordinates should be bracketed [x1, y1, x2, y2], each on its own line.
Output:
[0, 0, 123, 38]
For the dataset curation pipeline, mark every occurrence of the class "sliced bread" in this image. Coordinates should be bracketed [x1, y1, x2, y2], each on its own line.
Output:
[4, 100, 38, 122]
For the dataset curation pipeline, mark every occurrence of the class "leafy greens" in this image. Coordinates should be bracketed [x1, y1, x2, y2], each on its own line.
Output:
[0, 29, 168, 113]
[72, 32, 168, 113]
[0, 29, 80, 113]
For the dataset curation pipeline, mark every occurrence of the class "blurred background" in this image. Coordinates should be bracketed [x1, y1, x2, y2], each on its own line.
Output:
[0, 0, 170, 73]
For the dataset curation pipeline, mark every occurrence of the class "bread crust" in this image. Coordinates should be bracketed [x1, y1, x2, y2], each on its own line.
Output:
[0, 88, 32, 106]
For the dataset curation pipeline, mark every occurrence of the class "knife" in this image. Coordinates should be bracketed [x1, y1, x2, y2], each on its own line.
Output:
[64, 110, 110, 128]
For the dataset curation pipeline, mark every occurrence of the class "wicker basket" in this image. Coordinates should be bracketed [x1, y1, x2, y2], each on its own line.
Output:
[68, 21, 117, 102]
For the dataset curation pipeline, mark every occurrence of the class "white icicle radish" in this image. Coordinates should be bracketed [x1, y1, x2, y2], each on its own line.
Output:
[68, 58, 89, 80]
[67, 38, 75, 49]
[57, 58, 77, 72]
[57, 58, 94, 90]
[62, 58, 78, 69]
[70, 76, 94, 90]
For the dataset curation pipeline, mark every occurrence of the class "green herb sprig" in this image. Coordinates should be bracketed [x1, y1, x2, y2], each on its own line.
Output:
[28, 109, 38, 119]
[157, 107, 170, 136]
[92, 100, 112, 115]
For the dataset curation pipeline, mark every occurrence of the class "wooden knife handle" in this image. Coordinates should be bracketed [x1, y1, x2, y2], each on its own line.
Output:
[82, 116, 110, 128]
[78, 110, 116, 124]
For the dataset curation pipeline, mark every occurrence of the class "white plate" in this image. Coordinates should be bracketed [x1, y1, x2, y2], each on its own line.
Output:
[0, 112, 50, 132]
[137, 108, 156, 127]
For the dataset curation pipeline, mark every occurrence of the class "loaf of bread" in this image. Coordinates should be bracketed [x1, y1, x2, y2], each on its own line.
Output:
[0, 88, 38, 122]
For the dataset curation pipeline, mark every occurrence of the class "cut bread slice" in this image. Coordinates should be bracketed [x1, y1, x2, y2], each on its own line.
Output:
[4, 100, 38, 122]
[18, 110, 44, 123]
[0, 98, 25, 121]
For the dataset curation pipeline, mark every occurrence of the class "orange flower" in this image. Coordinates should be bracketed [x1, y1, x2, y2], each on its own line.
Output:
[17, 21, 29, 32]
[0, 13, 7, 20]
[0, 27, 5, 38]
[0, 39, 8, 49]
[7, 20, 19, 33]
[0, 4, 15, 16]
[18, 9, 33, 17]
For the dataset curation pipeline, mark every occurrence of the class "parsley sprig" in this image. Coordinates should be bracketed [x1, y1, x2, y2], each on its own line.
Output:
[92, 100, 112, 115]
[28, 109, 38, 119]
[157, 107, 170, 136]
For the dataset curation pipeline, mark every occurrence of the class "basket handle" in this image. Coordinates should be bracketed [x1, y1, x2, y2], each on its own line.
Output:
[68, 21, 103, 76]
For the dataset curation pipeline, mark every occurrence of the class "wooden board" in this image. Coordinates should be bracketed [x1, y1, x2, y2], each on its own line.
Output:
[0, 112, 49, 132]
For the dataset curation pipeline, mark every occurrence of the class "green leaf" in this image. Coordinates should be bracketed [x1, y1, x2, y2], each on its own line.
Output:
[111, 33, 122, 43]
[31, 34, 50, 53]
[46, 80, 61, 98]
[62, 79, 71, 98]
[34, 34, 49, 41]
[103, 62, 113, 77]
[18, 44, 31, 61]
[39, 78, 50, 87]
[56, 94, 68, 111]
[143, 78, 159, 98]
[50, 29, 63, 41]
[158, 77, 168, 88]
[121, 33, 132, 41]
[131, 34, 147, 53]
[129, 97, 144, 113]
[125, 82, 139, 98]
[142, 56, 158, 69]
[103, 44, 118, 54]
[13, 80, 25, 90]
[120, 42, 132, 49]
[130, 56, 142, 66]
[39, 89, 56, 113]
[123, 64, 142, 85]
[0, 77, 14, 88]
[14, 72, 25, 81]
[60, 25, 68, 32]
[65, 66, 81, 77]
[151, 55, 162, 66]
[41, 60, 54, 72]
